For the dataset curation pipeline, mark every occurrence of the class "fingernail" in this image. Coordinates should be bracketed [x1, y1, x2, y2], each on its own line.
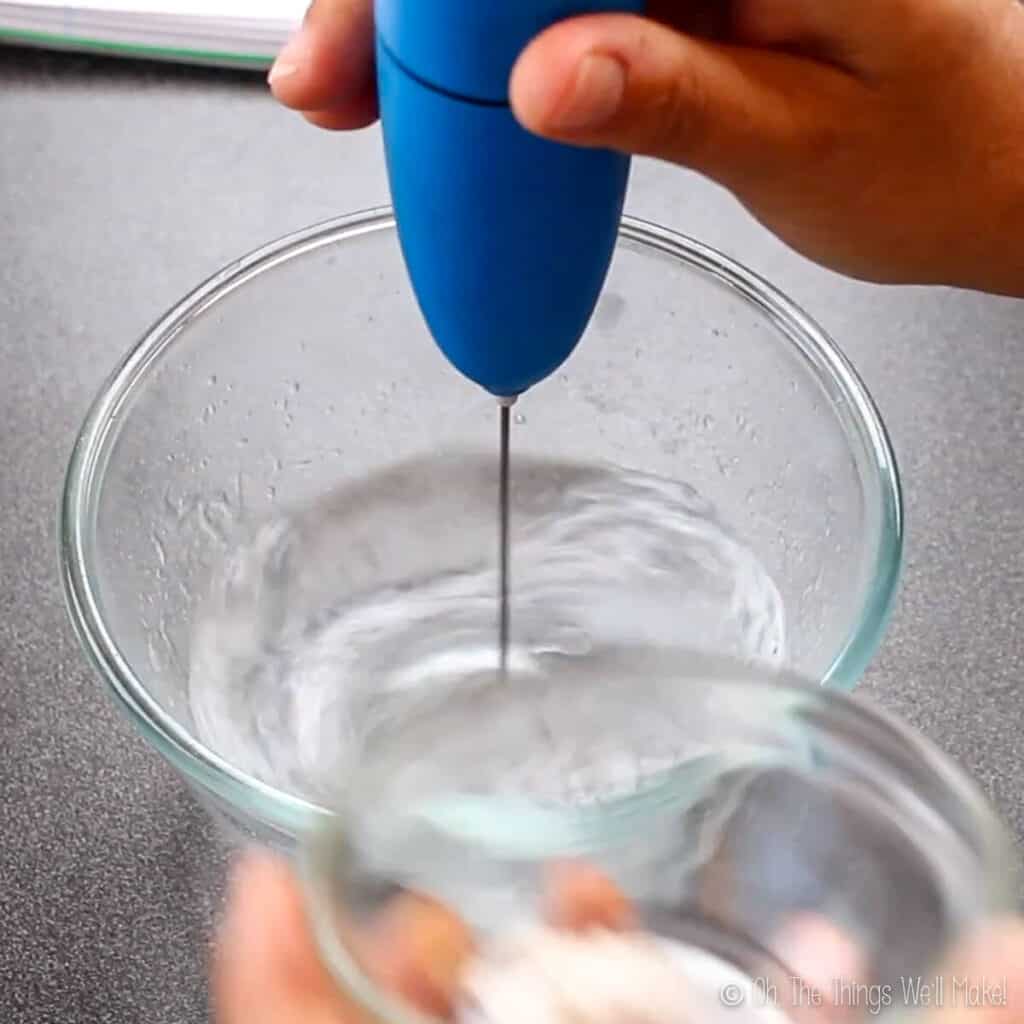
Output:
[268, 30, 308, 86]
[550, 53, 626, 131]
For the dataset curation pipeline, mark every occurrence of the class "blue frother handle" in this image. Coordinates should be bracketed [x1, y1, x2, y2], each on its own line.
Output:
[376, 0, 645, 103]
[375, 0, 645, 398]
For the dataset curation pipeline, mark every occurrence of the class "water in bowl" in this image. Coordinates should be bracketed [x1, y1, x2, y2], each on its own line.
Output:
[188, 454, 786, 804]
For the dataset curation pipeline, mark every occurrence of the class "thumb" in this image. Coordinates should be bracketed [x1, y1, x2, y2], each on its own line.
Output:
[509, 13, 856, 186]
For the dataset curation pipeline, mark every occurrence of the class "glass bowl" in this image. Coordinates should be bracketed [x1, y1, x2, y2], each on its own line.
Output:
[301, 651, 1016, 1024]
[59, 208, 902, 847]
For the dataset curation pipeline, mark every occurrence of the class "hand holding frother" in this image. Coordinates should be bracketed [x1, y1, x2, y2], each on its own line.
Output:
[272, 0, 1024, 297]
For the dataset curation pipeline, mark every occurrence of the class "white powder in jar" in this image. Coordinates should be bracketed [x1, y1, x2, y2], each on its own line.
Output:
[457, 924, 796, 1024]
[460, 924, 690, 1024]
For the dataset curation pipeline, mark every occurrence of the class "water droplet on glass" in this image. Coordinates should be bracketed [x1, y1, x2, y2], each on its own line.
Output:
[158, 621, 183, 676]
[514, 413, 526, 425]
[208, 374, 218, 386]
[150, 531, 167, 567]
[147, 635, 164, 672]
[267, 485, 277, 500]
[292, 381, 301, 394]
[702, 414, 714, 430]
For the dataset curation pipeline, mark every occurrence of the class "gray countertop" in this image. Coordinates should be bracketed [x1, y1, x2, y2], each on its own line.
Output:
[2, 45, 1023, 1023]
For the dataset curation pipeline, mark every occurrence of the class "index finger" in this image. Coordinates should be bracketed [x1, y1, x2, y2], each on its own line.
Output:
[269, 0, 378, 130]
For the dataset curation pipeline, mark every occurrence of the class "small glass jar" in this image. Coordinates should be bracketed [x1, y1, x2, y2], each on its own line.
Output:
[301, 649, 1017, 1024]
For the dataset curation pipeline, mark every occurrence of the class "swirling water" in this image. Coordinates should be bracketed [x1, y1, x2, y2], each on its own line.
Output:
[188, 454, 786, 804]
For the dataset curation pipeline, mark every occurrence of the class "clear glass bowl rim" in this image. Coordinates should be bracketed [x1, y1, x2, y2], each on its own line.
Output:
[58, 207, 904, 835]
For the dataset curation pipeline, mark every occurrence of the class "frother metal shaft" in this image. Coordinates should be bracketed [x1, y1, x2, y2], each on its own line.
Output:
[498, 400, 512, 676]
